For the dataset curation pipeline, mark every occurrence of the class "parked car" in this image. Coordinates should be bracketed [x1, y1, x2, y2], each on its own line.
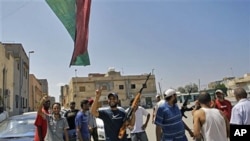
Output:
[0, 110, 9, 123]
[96, 117, 131, 141]
[0, 112, 36, 141]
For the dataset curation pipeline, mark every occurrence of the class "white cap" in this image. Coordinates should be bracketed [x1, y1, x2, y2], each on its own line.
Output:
[215, 89, 224, 94]
[164, 89, 176, 98]
[155, 94, 160, 98]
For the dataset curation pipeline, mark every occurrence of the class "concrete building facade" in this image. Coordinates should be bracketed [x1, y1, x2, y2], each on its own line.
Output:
[29, 74, 43, 111]
[0, 43, 15, 116]
[2, 43, 29, 115]
[61, 69, 157, 109]
[208, 73, 250, 97]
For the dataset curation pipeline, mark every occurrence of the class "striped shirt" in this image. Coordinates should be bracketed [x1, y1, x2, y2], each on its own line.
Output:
[155, 102, 187, 141]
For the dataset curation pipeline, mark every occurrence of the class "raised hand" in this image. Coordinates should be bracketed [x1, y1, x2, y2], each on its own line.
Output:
[95, 87, 102, 98]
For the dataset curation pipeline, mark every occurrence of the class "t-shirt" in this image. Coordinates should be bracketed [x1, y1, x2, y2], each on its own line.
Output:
[215, 99, 232, 121]
[99, 107, 127, 141]
[34, 109, 49, 141]
[129, 106, 149, 133]
[75, 111, 90, 140]
[155, 102, 187, 141]
[44, 114, 69, 141]
[64, 109, 79, 130]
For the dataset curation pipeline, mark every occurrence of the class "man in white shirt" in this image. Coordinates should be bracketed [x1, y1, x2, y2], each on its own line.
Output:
[230, 87, 250, 125]
[127, 98, 150, 141]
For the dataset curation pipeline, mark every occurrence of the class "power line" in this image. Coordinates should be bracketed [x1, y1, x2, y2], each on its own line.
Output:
[2, 0, 33, 20]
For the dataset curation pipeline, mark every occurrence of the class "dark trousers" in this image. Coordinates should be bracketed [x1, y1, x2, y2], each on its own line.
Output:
[90, 127, 98, 141]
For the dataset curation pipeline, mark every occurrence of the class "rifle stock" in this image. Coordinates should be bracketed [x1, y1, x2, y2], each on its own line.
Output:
[118, 73, 151, 139]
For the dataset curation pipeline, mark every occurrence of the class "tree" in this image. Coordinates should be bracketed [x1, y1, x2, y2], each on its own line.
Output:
[184, 83, 198, 93]
[214, 83, 228, 95]
[177, 87, 186, 93]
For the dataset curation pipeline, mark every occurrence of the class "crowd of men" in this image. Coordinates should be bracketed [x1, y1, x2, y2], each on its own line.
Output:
[35, 97, 98, 141]
[34, 86, 250, 141]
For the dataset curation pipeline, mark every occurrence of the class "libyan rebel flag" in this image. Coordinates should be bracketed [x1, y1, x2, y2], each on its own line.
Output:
[46, 0, 91, 66]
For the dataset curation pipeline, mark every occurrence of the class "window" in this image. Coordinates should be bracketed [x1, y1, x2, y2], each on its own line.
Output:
[15, 95, 19, 108]
[102, 85, 107, 90]
[26, 99, 27, 107]
[119, 85, 124, 90]
[22, 97, 24, 107]
[79, 86, 86, 92]
[131, 84, 136, 89]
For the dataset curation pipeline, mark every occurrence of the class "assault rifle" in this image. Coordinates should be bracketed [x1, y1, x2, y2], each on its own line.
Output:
[180, 88, 192, 118]
[118, 73, 151, 139]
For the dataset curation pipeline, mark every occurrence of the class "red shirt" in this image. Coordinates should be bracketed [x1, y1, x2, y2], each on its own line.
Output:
[215, 99, 232, 121]
[34, 109, 49, 141]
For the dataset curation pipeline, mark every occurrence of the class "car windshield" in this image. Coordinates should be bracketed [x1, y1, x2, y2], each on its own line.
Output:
[0, 115, 35, 138]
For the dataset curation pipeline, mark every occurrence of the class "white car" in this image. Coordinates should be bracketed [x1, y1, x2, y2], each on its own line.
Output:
[96, 117, 106, 141]
[0, 111, 8, 123]
[96, 118, 131, 141]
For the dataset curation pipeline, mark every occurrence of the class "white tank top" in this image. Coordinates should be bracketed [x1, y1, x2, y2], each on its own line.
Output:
[201, 108, 228, 141]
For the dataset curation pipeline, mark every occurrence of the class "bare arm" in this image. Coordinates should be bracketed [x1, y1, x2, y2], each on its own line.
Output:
[142, 113, 150, 130]
[156, 125, 162, 141]
[64, 128, 69, 141]
[76, 124, 83, 141]
[90, 89, 102, 117]
[193, 110, 202, 139]
[152, 107, 156, 124]
[127, 111, 136, 127]
[37, 95, 48, 118]
[220, 110, 230, 138]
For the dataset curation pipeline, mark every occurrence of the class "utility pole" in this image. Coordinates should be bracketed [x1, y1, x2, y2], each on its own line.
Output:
[28, 51, 34, 112]
[158, 82, 162, 97]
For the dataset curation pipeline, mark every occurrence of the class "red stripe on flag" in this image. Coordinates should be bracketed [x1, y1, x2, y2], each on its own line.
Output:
[71, 0, 91, 65]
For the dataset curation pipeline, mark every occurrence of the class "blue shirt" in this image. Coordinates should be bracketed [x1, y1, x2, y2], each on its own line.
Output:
[230, 98, 250, 125]
[99, 107, 127, 141]
[75, 111, 90, 140]
[155, 102, 187, 141]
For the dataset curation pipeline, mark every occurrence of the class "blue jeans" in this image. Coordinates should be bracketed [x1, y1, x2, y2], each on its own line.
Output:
[130, 131, 148, 141]
[67, 129, 77, 141]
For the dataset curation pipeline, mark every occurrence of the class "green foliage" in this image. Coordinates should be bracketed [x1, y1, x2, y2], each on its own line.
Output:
[214, 83, 228, 95]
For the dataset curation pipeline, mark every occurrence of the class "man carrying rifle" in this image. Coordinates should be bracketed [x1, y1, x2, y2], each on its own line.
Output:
[90, 88, 135, 141]
[127, 98, 150, 141]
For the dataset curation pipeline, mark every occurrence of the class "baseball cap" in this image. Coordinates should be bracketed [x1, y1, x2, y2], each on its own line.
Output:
[108, 93, 118, 99]
[88, 99, 94, 105]
[164, 89, 176, 98]
[215, 89, 224, 94]
[155, 94, 161, 98]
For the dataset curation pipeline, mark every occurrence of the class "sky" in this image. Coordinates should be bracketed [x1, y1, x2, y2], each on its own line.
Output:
[1, 0, 250, 102]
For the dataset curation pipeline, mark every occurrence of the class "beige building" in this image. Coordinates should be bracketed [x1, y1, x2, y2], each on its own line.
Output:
[0, 43, 15, 115]
[1, 43, 30, 116]
[38, 79, 49, 95]
[226, 73, 250, 96]
[61, 69, 157, 109]
[208, 73, 250, 97]
[29, 74, 43, 111]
